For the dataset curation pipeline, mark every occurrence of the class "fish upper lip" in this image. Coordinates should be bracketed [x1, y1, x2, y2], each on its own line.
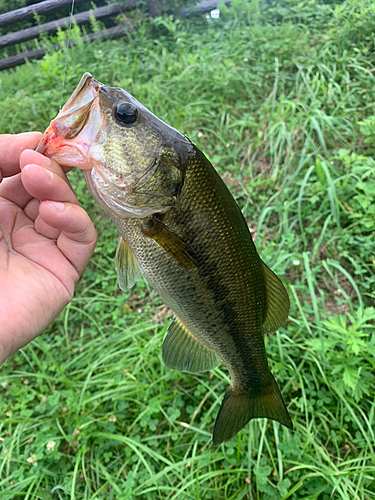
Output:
[37, 73, 102, 151]
[57, 72, 100, 120]
[36, 73, 105, 159]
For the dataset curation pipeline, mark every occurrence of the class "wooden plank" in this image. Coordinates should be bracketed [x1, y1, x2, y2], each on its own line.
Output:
[0, 0, 88, 28]
[180, 0, 232, 17]
[0, 0, 139, 28]
[146, 0, 163, 17]
[0, 24, 130, 71]
[0, 4, 123, 49]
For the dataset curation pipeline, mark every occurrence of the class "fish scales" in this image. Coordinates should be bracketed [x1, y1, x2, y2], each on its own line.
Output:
[113, 146, 269, 384]
[37, 73, 292, 444]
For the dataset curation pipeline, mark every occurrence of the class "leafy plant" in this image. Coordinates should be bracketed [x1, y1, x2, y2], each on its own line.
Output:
[1, 0, 375, 498]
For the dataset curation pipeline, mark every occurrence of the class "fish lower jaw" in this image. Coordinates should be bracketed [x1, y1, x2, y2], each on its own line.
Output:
[36, 125, 94, 169]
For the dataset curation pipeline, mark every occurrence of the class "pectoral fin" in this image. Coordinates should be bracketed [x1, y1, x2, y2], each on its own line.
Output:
[162, 317, 220, 373]
[260, 260, 290, 333]
[115, 236, 142, 291]
[142, 216, 197, 270]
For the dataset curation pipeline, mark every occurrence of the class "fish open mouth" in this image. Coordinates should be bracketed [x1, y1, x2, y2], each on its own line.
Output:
[36, 72, 105, 169]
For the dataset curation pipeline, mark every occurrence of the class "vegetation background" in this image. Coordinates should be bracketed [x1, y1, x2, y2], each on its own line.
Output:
[1, 0, 375, 498]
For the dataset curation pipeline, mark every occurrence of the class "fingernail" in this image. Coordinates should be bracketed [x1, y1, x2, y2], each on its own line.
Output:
[36, 152, 51, 167]
[23, 164, 54, 181]
[46, 200, 65, 213]
[20, 149, 51, 170]
[22, 150, 51, 168]
[41, 166, 54, 180]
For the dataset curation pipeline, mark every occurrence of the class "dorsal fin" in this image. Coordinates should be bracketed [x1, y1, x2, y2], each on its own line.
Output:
[115, 236, 142, 291]
[162, 317, 220, 373]
[260, 260, 290, 333]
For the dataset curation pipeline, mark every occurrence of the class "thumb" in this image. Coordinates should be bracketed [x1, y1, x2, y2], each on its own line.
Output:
[40, 200, 97, 277]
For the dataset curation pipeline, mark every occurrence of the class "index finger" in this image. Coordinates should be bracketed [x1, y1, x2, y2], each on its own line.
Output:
[0, 132, 43, 181]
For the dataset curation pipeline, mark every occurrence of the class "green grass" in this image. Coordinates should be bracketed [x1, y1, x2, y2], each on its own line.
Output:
[1, 0, 375, 498]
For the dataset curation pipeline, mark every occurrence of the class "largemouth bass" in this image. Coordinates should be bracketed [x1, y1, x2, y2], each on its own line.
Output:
[37, 73, 292, 444]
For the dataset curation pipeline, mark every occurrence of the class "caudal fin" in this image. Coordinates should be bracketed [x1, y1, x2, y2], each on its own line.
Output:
[213, 375, 292, 445]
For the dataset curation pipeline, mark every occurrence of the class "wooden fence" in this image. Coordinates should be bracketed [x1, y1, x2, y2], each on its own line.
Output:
[0, 0, 231, 71]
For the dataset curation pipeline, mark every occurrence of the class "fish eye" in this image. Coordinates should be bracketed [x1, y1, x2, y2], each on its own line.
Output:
[114, 102, 138, 125]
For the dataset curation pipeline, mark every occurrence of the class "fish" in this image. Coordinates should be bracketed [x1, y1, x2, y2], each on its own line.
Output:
[37, 73, 292, 444]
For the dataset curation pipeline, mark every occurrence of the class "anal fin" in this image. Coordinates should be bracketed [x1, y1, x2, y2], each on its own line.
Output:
[162, 317, 220, 373]
[115, 236, 142, 292]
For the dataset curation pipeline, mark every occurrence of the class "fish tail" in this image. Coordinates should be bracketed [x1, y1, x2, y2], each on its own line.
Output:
[212, 374, 292, 445]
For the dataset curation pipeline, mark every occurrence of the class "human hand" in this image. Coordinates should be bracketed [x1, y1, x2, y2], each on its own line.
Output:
[0, 133, 97, 365]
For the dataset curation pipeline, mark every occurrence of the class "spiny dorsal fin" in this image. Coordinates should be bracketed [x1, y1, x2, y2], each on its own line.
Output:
[142, 216, 197, 270]
[115, 236, 142, 292]
[162, 317, 220, 373]
[260, 260, 290, 333]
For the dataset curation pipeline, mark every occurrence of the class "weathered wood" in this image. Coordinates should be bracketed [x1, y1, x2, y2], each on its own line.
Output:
[0, 0, 139, 28]
[0, 24, 130, 71]
[180, 0, 232, 17]
[146, 0, 163, 17]
[0, 4, 123, 49]
[0, 47, 47, 70]
[0, 0, 88, 28]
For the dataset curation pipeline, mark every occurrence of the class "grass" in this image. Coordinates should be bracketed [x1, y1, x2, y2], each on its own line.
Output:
[0, 0, 375, 498]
